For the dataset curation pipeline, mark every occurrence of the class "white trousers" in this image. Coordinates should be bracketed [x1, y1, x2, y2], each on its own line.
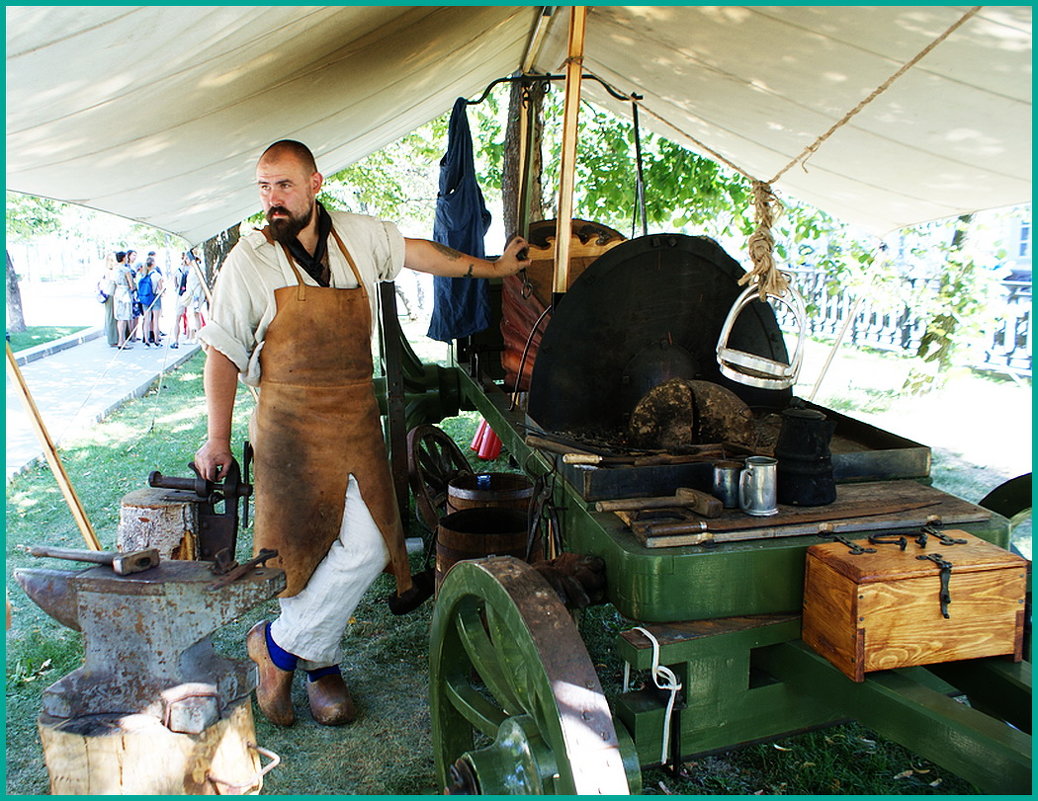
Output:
[269, 474, 390, 670]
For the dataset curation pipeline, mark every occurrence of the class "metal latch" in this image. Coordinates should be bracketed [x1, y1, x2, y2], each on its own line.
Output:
[868, 533, 907, 551]
[818, 532, 876, 555]
[916, 552, 953, 618]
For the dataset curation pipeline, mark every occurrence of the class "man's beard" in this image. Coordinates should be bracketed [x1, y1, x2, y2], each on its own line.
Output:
[267, 203, 314, 243]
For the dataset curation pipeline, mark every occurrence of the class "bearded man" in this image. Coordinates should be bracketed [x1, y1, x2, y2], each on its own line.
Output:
[194, 139, 529, 726]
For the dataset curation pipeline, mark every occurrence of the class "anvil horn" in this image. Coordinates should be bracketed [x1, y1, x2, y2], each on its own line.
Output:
[13, 568, 82, 631]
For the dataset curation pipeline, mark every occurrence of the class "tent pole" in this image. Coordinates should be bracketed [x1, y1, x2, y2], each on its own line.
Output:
[521, 6, 556, 75]
[551, 5, 587, 302]
[6, 343, 102, 551]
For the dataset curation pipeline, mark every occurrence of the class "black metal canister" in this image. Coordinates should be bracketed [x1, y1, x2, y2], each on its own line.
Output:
[774, 407, 837, 505]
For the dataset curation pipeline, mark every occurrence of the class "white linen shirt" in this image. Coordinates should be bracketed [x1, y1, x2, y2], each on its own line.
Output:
[198, 211, 405, 385]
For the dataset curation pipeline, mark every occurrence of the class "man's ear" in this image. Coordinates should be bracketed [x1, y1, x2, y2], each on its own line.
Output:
[312, 171, 324, 195]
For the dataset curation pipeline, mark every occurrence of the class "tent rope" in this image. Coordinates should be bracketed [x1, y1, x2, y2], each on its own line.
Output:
[628, 5, 982, 298]
[740, 180, 788, 297]
[768, 5, 982, 185]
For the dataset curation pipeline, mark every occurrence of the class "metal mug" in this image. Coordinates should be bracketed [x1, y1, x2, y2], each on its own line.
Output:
[712, 460, 742, 508]
[739, 456, 778, 516]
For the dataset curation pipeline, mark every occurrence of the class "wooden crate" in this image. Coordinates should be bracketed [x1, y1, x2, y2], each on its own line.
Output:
[802, 530, 1028, 681]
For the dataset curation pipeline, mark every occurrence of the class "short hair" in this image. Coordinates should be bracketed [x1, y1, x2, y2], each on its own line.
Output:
[260, 139, 318, 173]
[147, 251, 156, 257]
[115, 251, 126, 262]
[145, 257, 155, 268]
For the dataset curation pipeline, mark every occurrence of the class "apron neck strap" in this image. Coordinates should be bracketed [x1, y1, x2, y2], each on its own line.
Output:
[261, 226, 310, 301]
[260, 222, 367, 302]
[329, 227, 367, 297]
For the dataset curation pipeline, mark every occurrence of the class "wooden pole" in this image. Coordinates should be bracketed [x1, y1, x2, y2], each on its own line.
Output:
[552, 5, 587, 298]
[6, 342, 102, 550]
[521, 6, 556, 75]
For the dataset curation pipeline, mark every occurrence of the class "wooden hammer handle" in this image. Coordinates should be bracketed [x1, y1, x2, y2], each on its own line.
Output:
[26, 546, 116, 565]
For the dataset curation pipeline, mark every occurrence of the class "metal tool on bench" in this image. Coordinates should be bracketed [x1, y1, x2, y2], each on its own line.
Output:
[147, 443, 253, 561]
[14, 557, 285, 734]
[24, 545, 159, 575]
[208, 548, 279, 591]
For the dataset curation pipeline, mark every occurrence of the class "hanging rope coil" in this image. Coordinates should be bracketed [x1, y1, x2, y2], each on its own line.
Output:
[741, 180, 789, 300]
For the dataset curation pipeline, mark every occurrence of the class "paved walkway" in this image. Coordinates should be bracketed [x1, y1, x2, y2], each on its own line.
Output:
[7, 328, 200, 481]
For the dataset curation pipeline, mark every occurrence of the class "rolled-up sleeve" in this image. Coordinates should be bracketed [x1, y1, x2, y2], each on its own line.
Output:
[377, 220, 405, 282]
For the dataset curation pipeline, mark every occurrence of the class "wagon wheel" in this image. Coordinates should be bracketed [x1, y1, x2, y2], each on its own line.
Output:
[430, 556, 637, 794]
[407, 424, 473, 531]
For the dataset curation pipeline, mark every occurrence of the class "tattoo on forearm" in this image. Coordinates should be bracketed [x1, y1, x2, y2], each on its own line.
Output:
[431, 241, 463, 261]
[464, 263, 474, 279]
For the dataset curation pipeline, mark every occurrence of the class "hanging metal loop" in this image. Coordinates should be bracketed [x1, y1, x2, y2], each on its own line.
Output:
[716, 282, 807, 390]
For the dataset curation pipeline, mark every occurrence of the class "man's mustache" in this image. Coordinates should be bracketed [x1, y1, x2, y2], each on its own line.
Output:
[267, 206, 291, 220]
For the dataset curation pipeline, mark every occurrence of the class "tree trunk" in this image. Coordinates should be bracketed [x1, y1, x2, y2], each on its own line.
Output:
[6, 249, 27, 333]
[38, 701, 263, 794]
[200, 222, 241, 286]
[502, 78, 547, 239]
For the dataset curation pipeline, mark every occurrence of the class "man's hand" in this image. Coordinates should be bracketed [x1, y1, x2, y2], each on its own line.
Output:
[494, 236, 532, 277]
[194, 438, 234, 481]
[403, 236, 531, 279]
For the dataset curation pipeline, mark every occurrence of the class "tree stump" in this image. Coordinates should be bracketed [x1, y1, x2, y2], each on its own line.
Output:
[117, 488, 199, 560]
[38, 700, 266, 794]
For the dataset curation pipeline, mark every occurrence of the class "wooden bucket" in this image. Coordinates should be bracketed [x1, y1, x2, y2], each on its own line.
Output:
[446, 472, 534, 515]
[435, 508, 529, 594]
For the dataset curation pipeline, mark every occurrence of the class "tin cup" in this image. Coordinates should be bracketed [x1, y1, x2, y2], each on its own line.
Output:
[739, 456, 779, 516]
[712, 460, 742, 508]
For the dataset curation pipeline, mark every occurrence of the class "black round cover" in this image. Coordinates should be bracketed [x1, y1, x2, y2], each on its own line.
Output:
[527, 233, 792, 433]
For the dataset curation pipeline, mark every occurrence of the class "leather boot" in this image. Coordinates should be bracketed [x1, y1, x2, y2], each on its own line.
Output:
[246, 621, 296, 726]
[306, 671, 356, 726]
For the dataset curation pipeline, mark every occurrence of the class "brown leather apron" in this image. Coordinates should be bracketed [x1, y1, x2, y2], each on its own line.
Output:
[252, 226, 412, 598]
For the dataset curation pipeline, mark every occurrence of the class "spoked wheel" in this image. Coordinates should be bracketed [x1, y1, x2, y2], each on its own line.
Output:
[407, 424, 473, 530]
[430, 557, 637, 795]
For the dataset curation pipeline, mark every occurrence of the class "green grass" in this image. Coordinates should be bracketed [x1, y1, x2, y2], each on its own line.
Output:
[6, 326, 90, 353]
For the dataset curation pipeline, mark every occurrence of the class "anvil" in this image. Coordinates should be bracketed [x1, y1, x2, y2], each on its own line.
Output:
[15, 559, 285, 734]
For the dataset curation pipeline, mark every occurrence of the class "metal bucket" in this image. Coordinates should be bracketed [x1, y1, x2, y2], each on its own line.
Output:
[435, 508, 529, 594]
[446, 472, 534, 515]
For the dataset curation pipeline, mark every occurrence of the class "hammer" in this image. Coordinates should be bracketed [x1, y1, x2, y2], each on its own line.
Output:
[23, 545, 160, 575]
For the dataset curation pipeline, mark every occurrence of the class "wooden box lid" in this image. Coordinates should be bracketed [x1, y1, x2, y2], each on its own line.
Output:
[806, 530, 1029, 583]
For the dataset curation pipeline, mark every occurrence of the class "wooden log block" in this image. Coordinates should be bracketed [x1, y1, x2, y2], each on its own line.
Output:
[39, 699, 266, 794]
[117, 488, 199, 560]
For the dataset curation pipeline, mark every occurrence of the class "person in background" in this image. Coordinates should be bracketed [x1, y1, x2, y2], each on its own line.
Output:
[170, 250, 203, 348]
[188, 255, 208, 337]
[112, 251, 136, 349]
[125, 249, 142, 340]
[137, 257, 163, 347]
[146, 251, 165, 344]
[99, 252, 118, 346]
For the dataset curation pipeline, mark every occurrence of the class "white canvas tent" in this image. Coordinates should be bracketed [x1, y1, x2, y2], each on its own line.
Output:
[6, 5, 1031, 245]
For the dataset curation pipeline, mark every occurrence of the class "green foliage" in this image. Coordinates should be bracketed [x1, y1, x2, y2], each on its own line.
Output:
[901, 215, 997, 393]
[6, 193, 65, 240]
[6, 191, 186, 254]
[536, 90, 754, 238]
[321, 117, 450, 230]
